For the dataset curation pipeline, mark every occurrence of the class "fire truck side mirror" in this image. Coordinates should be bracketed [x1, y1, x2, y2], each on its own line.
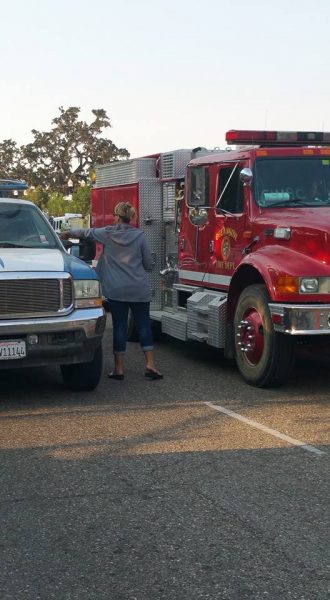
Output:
[239, 168, 253, 185]
[189, 207, 209, 227]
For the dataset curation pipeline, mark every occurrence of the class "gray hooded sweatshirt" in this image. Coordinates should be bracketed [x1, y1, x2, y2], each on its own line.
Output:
[71, 225, 153, 302]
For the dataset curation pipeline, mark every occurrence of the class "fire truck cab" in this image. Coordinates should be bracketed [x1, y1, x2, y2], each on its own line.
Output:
[92, 130, 330, 387]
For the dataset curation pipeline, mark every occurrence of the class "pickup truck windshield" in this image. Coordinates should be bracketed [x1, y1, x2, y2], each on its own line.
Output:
[254, 157, 330, 208]
[0, 203, 60, 248]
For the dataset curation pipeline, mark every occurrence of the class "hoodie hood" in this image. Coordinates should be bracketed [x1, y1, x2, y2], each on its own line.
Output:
[100, 224, 144, 246]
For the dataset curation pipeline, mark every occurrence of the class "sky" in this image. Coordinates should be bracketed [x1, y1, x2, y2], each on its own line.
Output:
[1, 0, 330, 159]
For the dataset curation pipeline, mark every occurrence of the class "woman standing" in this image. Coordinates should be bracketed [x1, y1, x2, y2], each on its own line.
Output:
[61, 202, 163, 380]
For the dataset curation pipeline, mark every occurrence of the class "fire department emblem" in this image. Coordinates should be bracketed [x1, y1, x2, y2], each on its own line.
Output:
[221, 236, 231, 260]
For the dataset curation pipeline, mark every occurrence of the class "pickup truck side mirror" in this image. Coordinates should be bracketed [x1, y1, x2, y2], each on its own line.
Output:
[62, 239, 96, 262]
[77, 239, 96, 262]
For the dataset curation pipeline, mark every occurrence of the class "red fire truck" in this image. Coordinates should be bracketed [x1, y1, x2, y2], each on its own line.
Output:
[92, 130, 330, 387]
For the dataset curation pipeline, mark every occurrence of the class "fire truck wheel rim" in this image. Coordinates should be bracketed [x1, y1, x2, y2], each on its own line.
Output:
[238, 308, 264, 365]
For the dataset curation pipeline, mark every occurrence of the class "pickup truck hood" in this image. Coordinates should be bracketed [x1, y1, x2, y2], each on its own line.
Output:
[0, 248, 97, 278]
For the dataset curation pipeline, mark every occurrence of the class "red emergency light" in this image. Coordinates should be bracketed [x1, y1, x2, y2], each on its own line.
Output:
[225, 130, 330, 146]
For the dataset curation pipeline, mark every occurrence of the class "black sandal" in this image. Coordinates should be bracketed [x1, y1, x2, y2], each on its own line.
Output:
[145, 368, 163, 380]
[108, 372, 124, 380]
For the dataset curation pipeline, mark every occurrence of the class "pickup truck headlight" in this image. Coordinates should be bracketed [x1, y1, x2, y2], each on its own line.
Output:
[74, 280, 103, 308]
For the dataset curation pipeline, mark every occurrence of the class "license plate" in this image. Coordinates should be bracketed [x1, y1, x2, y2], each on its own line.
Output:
[0, 340, 26, 360]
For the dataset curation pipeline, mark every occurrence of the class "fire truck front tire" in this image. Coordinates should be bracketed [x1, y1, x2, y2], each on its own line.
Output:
[60, 345, 103, 391]
[234, 284, 295, 387]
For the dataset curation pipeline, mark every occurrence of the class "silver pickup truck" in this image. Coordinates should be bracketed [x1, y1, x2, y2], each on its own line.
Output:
[0, 180, 106, 390]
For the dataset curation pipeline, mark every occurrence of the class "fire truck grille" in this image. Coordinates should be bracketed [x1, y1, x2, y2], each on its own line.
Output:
[0, 278, 73, 316]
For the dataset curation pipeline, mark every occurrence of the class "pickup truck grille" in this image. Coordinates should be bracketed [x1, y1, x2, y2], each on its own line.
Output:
[0, 278, 73, 317]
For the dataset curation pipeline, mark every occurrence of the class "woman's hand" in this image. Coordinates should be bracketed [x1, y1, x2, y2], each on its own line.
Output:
[59, 231, 71, 240]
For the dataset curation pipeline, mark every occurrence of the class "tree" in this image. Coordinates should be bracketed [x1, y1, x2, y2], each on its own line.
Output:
[70, 185, 92, 217]
[0, 107, 130, 193]
[0, 139, 27, 181]
[24, 186, 49, 211]
[46, 192, 68, 217]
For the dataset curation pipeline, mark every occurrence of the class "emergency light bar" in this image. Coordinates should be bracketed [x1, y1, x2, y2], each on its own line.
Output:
[0, 179, 28, 192]
[226, 130, 330, 146]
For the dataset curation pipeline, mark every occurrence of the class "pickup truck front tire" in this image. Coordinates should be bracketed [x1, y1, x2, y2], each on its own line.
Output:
[60, 345, 103, 391]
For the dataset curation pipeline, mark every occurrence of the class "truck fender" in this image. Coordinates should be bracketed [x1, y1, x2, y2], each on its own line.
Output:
[227, 259, 272, 322]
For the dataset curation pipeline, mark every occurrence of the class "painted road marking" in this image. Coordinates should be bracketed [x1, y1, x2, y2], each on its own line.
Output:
[204, 402, 327, 456]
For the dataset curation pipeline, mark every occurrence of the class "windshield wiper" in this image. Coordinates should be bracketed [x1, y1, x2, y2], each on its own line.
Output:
[0, 242, 27, 248]
[260, 200, 315, 208]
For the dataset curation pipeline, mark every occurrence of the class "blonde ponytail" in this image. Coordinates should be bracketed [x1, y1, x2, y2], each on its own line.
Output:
[114, 202, 136, 223]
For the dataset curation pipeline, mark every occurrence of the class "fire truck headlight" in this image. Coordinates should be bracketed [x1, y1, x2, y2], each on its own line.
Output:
[300, 278, 319, 293]
[274, 227, 291, 240]
[74, 280, 103, 307]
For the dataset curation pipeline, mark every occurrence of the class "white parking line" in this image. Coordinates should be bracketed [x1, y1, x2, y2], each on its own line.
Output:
[204, 402, 327, 456]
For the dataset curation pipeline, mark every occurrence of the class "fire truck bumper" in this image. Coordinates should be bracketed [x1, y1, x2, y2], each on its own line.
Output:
[269, 303, 330, 335]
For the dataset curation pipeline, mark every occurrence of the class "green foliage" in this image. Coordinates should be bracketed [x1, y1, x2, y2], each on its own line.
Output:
[0, 139, 27, 181]
[0, 106, 130, 194]
[70, 185, 92, 217]
[24, 186, 50, 211]
[47, 192, 68, 217]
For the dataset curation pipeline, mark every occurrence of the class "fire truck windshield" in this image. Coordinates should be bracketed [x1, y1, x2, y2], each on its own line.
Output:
[254, 158, 330, 208]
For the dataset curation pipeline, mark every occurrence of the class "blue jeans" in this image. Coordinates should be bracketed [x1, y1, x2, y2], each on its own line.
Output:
[106, 299, 154, 354]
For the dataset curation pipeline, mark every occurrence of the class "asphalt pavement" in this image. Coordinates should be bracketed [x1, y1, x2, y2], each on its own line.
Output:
[0, 321, 329, 600]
